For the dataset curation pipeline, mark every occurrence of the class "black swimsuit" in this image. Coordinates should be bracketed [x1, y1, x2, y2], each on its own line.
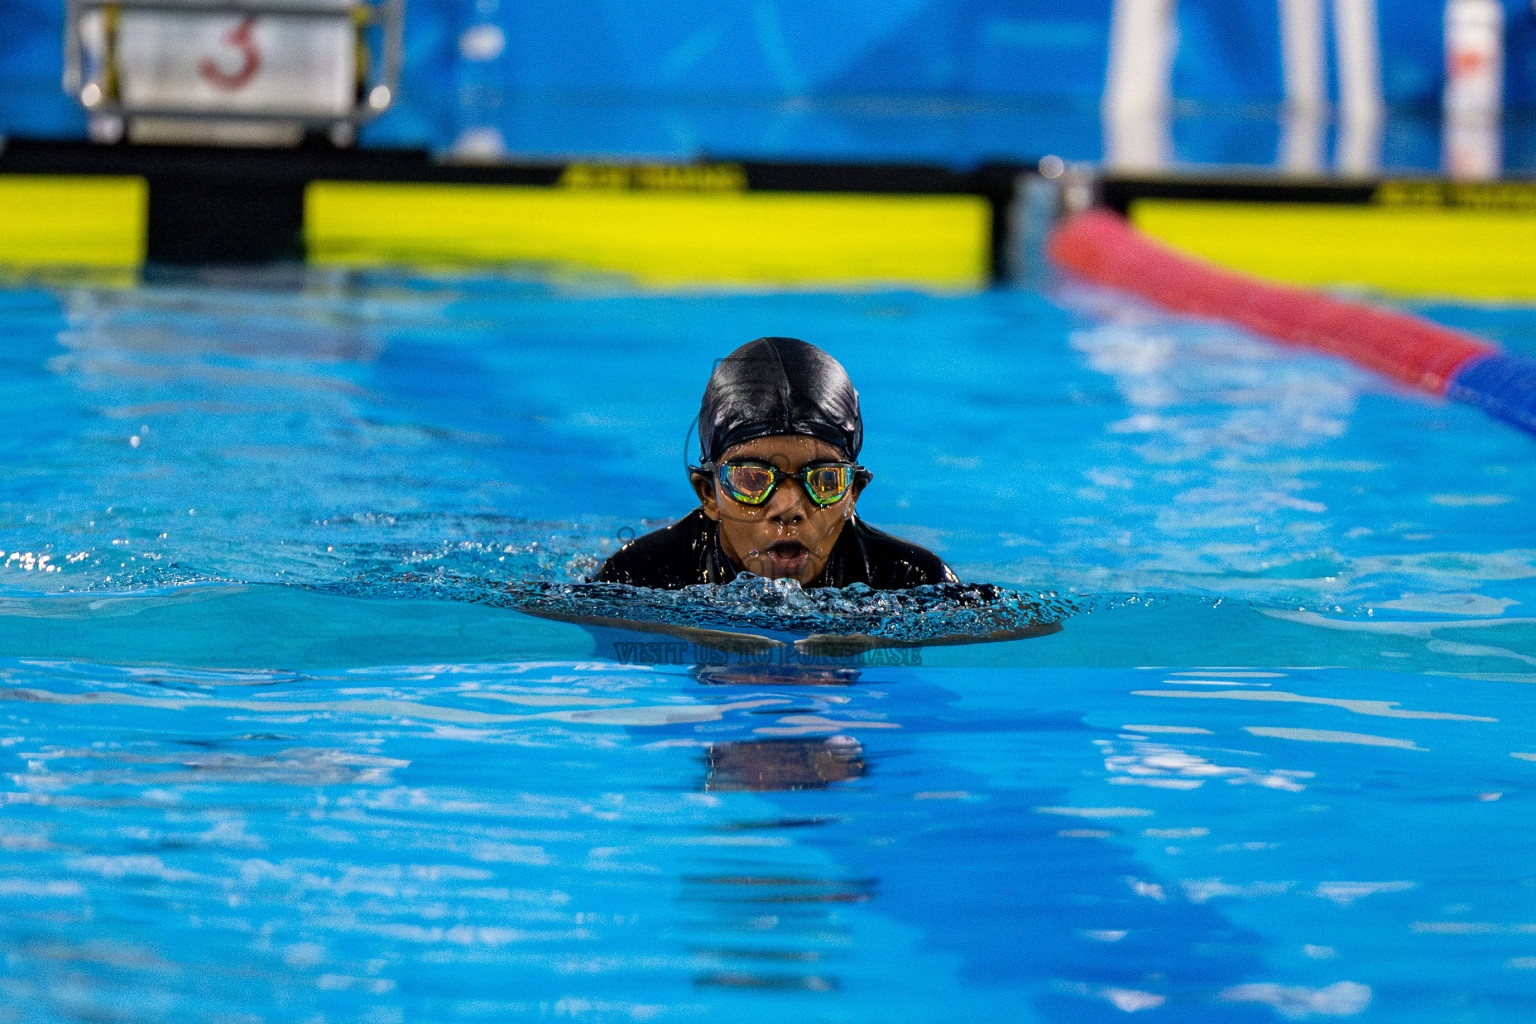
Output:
[592, 509, 959, 590]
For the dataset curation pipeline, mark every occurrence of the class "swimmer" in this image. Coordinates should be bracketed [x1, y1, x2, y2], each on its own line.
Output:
[594, 336, 957, 589]
[524, 337, 1059, 654]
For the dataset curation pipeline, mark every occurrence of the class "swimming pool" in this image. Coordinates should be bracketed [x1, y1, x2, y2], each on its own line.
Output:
[2, 270, 1535, 1021]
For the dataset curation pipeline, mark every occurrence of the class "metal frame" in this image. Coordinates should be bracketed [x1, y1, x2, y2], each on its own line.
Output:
[63, 0, 404, 127]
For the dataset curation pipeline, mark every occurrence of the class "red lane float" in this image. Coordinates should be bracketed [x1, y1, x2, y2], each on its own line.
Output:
[1047, 209, 1496, 395]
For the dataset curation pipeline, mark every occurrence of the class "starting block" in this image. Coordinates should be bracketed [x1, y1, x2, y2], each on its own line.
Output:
[64, 0, 403, 145]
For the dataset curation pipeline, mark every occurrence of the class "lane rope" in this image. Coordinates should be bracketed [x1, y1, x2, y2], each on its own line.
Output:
[1048, 208, 1536, 439]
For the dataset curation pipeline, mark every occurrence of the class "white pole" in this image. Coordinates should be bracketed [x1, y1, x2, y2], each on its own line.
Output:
[1443, 0, 1504, 179]
[1278, 0, 1327, 172]
[1279, 0, 1327, 114]
[1445, 0, 1504, 116]
[1333, 0, 1384, 175]
[1334, 0, 1384, 122]
[1103, 0, 1176, 170]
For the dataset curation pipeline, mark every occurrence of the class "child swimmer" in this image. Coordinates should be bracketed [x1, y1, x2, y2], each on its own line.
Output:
[569, 337, 1057, 655]
[595, 336, 956, 589]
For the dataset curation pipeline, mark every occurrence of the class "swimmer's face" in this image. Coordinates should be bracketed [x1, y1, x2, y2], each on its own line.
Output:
[691, 434, 864, 586]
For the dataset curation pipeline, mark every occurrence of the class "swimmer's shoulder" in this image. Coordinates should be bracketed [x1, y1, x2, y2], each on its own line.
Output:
[847, 519, 960, 589]
[592, 508, 715, 588]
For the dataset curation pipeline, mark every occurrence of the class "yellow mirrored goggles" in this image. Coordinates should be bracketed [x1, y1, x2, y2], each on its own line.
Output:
[709, 460, 866, 507]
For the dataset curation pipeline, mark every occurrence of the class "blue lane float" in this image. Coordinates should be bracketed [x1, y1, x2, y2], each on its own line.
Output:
[1447, 352, 1536, 437]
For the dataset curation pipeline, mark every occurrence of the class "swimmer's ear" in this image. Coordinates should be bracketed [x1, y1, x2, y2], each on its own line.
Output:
[689, 468, 721, 520]
[850, 468, 872, 503]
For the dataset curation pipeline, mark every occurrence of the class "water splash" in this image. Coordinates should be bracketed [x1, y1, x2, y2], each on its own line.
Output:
[314, 572, 1092, 642]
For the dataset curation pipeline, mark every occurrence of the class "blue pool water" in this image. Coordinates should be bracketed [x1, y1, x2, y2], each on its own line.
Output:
[2, 271, 1536, 1021]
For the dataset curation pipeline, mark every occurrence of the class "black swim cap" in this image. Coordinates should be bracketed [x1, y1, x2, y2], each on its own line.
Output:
[698, 337, 862, 463]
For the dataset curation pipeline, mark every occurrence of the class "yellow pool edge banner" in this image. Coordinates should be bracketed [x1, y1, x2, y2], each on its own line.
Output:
[1129, 195, 1536, 301]
[10, 164, 1536, 299]
[0, 175, 148, 269]
[305, 181, 992, 290]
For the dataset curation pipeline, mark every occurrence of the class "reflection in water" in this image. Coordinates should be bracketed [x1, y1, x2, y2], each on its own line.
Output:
[692, 663, 872, 991]
[705, 737, 865, 792]
[693, 665, 862, 687]
[694, 970, 838, 991]
[699, 666, 871, 793]
[683, 873, 874, 993]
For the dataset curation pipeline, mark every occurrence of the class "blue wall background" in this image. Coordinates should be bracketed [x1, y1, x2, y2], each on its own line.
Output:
[4, 0, 1536, 167]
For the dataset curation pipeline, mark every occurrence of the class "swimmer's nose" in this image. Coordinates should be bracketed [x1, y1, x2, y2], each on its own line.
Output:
[765, 483, 810, 525]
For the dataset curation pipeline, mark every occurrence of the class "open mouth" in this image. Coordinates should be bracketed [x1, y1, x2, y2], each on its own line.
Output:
[764, 540, 810, 576]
